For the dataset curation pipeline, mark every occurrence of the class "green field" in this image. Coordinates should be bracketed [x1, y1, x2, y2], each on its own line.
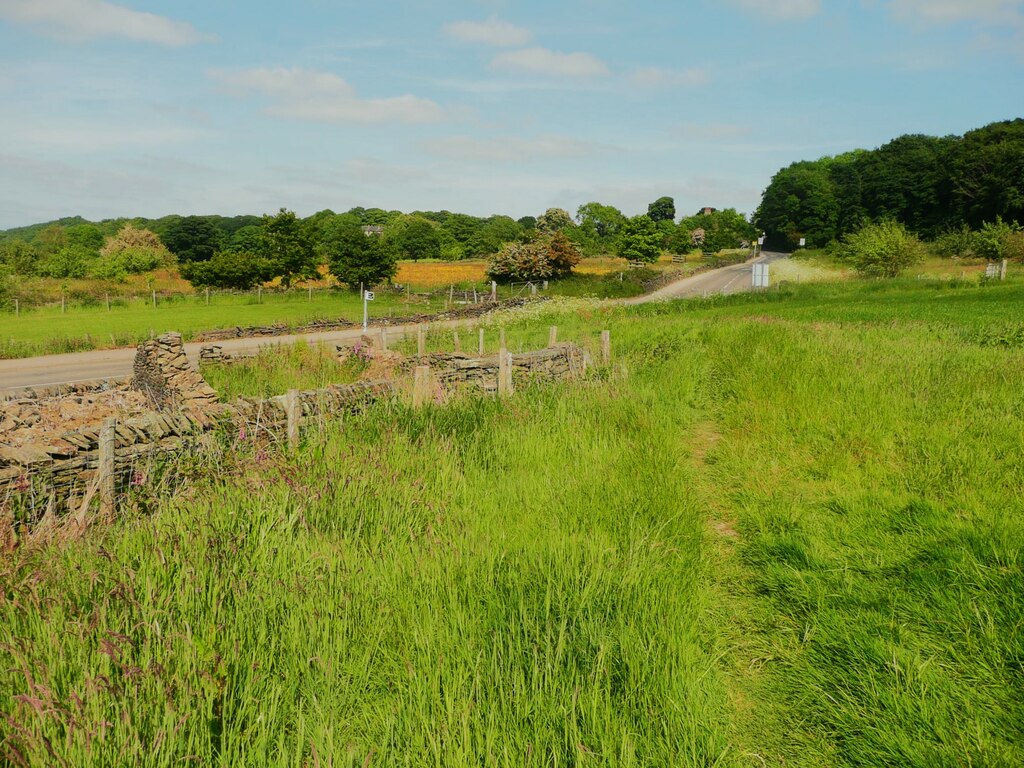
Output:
[0, 289, 450, 359]
[2, 277, 1023, 765]
[0, 270, 674, 360]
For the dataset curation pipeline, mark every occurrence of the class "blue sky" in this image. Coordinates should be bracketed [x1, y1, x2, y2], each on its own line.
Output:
[0, 0, 1021, 228]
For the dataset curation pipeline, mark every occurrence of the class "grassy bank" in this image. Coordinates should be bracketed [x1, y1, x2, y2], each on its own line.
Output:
[2, 277, 1023, 765]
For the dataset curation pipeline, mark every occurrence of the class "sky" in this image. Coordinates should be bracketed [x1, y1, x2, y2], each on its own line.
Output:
[0, 0, 1022, 229]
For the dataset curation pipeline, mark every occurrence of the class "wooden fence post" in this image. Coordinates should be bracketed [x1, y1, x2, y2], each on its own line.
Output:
[98, 417, 116, 518]
[152, 290, 157, 308]
[379, 326, 388, 351]
[14, 299, 18, 316]
[548, 326, 558, 347]
[205, 287, 210, 306]
[499, 328, 506, 351]
[105, 293, 110, 311]
[413, 365, 432, 408]
[498, 350, 513, 398]
[417, 326, 426, 357]
[478, 328, 485, 355]
[453, 330, 461, 354]
[491, 281, 497, 302]
[1001, 259, 1008, 280]
[600, 330, 611, 365]
[285, 389, 301, 450]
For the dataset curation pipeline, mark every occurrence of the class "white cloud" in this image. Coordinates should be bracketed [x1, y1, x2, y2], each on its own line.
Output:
[887, 0, 1024, 25]
[209, 67, 445, 124]
[421, 135, 605, 163]
[727, 0, 821, 19]
[443, 17, 532, 46]
[630, 67, 710, 88]
[0, 0, 214, 46]
[491, 47, 610, 78]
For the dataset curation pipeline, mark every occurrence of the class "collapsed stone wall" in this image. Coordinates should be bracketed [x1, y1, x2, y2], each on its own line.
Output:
[0, 380, 395, 518]
[131, 333, 218, 411]
[2, 331, 585, 524]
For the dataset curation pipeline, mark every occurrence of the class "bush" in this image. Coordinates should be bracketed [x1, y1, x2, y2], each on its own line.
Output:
[38, 245, 94, 279]
[487, 232, 581, 281]
[1005, 231, 1024, 263]
[933, 224, 976, 258]
[89, 247, 165, 282]
[975, 218, 1022, 261]
[181, 251, 276, 289]
[839, 220, 924, 278]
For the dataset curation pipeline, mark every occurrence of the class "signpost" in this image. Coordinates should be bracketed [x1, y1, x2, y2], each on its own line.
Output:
[799, 237, 806, 248]
[362, 290, 375, 331]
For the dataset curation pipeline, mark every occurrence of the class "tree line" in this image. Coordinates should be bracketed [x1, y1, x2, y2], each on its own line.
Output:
[755, 118, 1024, 249]
[0, 198, 757, 290]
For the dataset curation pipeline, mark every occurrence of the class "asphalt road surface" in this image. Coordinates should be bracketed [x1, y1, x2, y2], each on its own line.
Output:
[622, 250, 788, 304]
[0, 253, 788, 395]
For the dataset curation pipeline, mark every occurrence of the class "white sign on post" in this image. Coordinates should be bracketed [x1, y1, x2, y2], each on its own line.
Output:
[362, 290, 375, 330]
[799, 237, 806, 247]
[752, 263, 770, 288]
[757, 236, 765, 246]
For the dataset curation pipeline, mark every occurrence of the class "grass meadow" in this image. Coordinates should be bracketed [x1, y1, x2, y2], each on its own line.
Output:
[2, 276, 1023, 765]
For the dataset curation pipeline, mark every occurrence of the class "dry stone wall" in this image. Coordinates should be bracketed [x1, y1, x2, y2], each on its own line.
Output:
[0, 380, 395, 518]
[132, 333, 218, 411]
[2, 330, 587, 525]
[412, 343, 590, 392]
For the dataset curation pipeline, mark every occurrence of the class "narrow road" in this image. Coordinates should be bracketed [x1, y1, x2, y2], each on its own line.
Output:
[0, 253, 788, 395]
[622, 250, 787, 304]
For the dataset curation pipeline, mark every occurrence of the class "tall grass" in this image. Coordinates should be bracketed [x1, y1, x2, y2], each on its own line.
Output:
[2, 277, 1023, 765]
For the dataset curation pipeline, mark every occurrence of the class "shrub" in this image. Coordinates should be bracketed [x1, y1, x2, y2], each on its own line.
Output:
[839, 220, 925, 278]
[933, 224, 976, 258]
[974, 218, 1021, 261]
[487, 232, 581, 281]
[180, 251, 276, 289]
[89, 247, 165, 281]
[1005, 231, 1024, 263]
[38, 245, 94, 279]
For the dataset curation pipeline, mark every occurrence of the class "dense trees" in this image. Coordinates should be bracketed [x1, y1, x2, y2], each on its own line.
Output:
[536, 208, 573, 234]
[756, 119, 1024, 248]
[161, 216, 222, 263]
[321, 217, 398, 287]
[259, 209, 317, 287]
[647, 196, 676, 223]
[680, 208, 756, 254]
[575, 202, 626, 256]
[0, 191, 764, 291]
[616, 216, 662, 263]
[384, 216, 441, 261]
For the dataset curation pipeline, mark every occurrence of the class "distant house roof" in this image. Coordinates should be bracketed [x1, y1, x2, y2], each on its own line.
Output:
[361, 225, 384, 236]
[698, 207, 716, 216]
